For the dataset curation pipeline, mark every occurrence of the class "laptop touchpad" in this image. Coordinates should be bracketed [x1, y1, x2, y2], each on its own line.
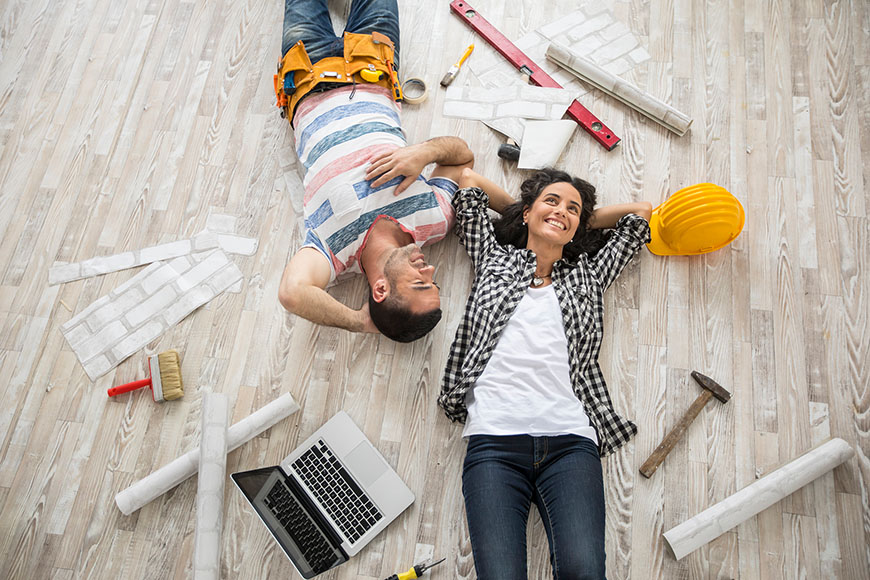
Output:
[344, 442, 388, 487]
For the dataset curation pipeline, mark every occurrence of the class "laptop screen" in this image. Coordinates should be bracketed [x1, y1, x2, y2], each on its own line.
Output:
[231, 467, 347, 578]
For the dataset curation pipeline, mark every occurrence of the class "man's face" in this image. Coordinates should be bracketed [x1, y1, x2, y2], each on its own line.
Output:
[383, 243, 441, 313]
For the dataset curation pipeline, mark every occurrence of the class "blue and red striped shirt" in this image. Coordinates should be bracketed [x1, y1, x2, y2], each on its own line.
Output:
[294, 84, 458, 283]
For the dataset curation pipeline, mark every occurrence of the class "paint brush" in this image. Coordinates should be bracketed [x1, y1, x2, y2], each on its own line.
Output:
[107, 350, 184, 402]
[440, 44, 474, 87]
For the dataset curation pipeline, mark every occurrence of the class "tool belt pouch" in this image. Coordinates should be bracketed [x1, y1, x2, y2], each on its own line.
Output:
[274, 31, 402, 125]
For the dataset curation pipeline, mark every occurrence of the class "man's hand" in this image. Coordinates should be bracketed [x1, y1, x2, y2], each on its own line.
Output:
[365, 144, 428, 194]
[365, 136, 474, 196]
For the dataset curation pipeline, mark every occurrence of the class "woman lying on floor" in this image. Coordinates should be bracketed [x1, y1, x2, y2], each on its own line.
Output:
[439, 167, 652, 580]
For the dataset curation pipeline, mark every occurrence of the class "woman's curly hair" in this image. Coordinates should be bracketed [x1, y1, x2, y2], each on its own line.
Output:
[492, 168, 610, 261]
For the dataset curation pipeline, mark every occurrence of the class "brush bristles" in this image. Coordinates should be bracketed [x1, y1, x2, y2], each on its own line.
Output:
[157, 350, 184, 401]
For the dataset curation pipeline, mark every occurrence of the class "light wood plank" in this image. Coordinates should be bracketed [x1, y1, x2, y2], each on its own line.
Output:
[825, 0, 865, 218]
[629, 345, 667, 580]
[835, 214, 870, 571]
[764, 0, 794, 177]
[603, 306, 640, 580]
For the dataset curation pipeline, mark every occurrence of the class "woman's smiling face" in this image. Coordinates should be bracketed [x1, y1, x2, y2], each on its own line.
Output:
[523, 182, 583, 248]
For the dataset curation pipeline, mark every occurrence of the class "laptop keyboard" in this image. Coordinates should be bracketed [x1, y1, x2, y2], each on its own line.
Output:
[263, 482, 338, 573]
[292, 440, 383, 543]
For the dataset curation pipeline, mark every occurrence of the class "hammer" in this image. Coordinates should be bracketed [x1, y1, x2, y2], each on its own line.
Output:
[639, 370, 731, 478]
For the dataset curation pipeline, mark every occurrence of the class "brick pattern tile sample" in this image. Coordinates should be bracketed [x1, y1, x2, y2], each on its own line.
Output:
[49, 233, 220, 285]
[61, 249, 243, 380]
[442, 84, 575, 122]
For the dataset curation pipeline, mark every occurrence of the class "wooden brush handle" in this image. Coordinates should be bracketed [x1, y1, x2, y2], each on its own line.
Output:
[107, 378, 152, 397]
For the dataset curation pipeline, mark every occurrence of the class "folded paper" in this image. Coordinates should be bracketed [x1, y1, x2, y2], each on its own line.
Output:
[517, 120, 577, 170]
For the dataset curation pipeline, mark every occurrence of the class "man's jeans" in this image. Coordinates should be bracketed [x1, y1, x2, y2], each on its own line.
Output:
[282, 0, 401, 67]
[462, 434, 607, 580]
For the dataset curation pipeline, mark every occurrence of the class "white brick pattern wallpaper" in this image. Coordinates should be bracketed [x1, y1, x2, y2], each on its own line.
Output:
[194, 393, 229, 580]
[49, 233, 220, 285]
[61, 249, 243, 380]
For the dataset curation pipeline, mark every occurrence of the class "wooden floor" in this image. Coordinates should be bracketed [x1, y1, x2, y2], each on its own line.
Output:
[0, 0, 868, 578]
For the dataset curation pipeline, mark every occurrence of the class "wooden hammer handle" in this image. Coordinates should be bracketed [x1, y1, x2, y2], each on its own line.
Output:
[639, 389, 713, 478]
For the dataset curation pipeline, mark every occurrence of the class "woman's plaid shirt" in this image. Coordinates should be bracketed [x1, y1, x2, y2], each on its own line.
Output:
[438, 187, 652, 456]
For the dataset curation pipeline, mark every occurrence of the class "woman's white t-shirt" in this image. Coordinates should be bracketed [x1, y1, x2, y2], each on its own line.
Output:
[462, 284, 598, 444]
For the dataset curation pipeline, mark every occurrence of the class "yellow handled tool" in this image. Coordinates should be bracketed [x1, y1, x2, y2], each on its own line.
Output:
[440, 44, 474, 86]
[384, 557, 445, 580]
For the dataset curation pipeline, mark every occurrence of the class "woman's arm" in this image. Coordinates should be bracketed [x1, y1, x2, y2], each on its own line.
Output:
[458, 168, 515, 214]
[452, 185, 500, 273]
[586, 202, 653, 290]
[588, 201, 653, 229]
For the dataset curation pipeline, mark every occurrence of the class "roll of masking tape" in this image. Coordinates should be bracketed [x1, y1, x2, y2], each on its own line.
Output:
[402, 78, 428, 104]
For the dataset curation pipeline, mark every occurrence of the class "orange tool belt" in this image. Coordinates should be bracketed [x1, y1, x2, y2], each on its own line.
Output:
[274, 31, 403, 123]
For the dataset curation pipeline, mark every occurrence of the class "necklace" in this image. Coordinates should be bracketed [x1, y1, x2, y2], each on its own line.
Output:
[531, 274, 551, 287]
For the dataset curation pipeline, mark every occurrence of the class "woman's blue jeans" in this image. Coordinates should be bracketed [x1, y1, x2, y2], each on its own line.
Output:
[282, 0, 401, 67]
[462, 435, 606, 580]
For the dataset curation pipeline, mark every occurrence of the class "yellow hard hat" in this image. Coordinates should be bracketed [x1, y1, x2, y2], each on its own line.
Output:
[647, 183, 745, 256]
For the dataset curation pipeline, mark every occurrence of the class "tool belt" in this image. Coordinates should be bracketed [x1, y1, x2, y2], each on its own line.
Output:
[274, 31, 403, 123]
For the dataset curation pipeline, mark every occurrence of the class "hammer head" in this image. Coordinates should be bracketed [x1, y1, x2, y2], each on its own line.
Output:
[691, 370, 731, 403]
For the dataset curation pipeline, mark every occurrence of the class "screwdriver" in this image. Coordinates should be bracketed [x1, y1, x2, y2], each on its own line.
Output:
[384, 557, 446, 580]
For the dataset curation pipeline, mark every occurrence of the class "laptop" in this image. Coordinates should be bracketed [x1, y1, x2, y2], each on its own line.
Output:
[231, 411, 414, 578]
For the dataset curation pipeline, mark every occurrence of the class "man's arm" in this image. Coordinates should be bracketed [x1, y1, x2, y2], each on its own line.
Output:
[278, 248, 378, 333]
[456, 167, 515, 214]
[365, 136, 474, 194]
[588, 202, 653, 229]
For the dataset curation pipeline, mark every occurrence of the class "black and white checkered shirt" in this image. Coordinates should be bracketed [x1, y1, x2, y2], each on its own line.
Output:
[438, 187, 652, 456]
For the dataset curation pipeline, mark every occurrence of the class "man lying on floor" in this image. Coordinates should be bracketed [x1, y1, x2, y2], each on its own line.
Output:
[277, 0, 473, 342]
